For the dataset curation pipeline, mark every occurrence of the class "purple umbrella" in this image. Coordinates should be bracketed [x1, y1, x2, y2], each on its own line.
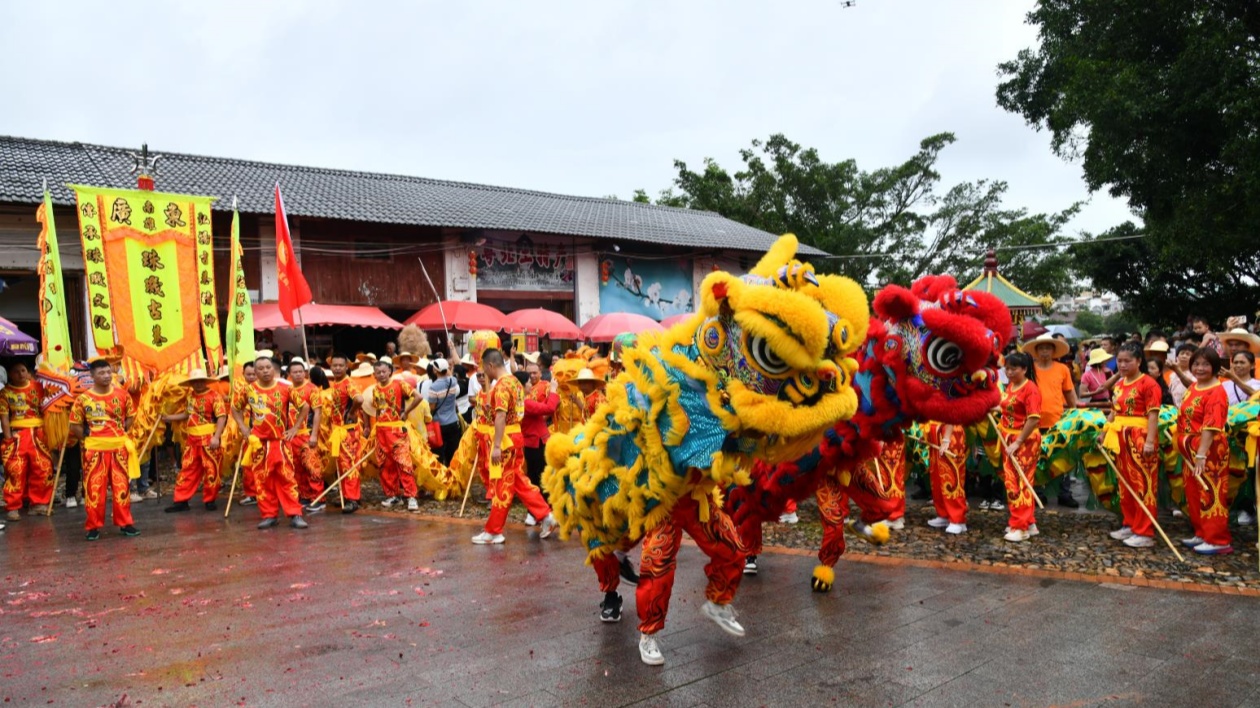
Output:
[0, 317, 38, 356]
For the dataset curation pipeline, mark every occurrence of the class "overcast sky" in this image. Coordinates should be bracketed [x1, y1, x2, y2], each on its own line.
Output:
[2, 0, 1135, 240]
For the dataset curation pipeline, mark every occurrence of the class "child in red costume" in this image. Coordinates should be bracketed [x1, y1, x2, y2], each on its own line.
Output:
[996, 352, 1040, 542]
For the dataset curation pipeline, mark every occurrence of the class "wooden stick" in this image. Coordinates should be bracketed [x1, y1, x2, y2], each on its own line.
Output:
[871, 456, 887, 495]
[135, 420, 162, 497]
[1254, 455, 1258, 575]
[310, 444, 376, 506]
[1095, 443, 1186, 563]
[457, 445, 481, 518]
[46, 444, 68, 516]
[987, 413, 1045, 510]
[223, 449, 245, 518]
[905, 432, 958, 459]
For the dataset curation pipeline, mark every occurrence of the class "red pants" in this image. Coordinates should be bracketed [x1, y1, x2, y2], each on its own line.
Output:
[173, 437, 223, 504]
[1178, 434, 1232, 547]
[333, 427, 363, 502]
[248, 439, 302, 519]
[2, 428, 53, 511]
[481, 433, 550, 534]
[593, 538, 639, 592]
[375, 427, 417, 499]
[289, 433, 325, 500]
[83, 449, 134, 530]
[1116, 428, 1158, 538]
[816, 473, 848, 568]
[927, 424, 968, 524]
[880, 437, 908, 521]
[998, 429, 1040, 531]
[637, 495, 744, 635]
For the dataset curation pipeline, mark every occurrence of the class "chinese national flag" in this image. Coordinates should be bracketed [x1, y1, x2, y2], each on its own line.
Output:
[275, 183, 312, 326]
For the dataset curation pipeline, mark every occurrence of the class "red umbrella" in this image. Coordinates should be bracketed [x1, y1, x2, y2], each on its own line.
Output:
[1020, 320, 1048, 340]
[581, 313, 666, 343]
[505, 308, 582, 339]
[659, 313, 696, 329]
[405, 301, 508, 332]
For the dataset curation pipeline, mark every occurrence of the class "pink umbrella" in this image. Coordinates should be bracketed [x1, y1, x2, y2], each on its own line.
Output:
[405, 300, 509, 332]
[504, 308, 583, 339]
[1020, 320, 1048, 340]
[581, 313, 665, 343]
[659, 313, 696, 329]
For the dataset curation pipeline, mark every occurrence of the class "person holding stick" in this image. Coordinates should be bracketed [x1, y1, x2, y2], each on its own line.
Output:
[364, 359, 423, 512]
[1, 362, 54, 522]
[995, 352, 1041, 542]
[285, 359, 326, 511]
[924, 421, 968, 534]
[232, 355, 308, 530]
[163, 369, 227, 513]
[69, 358, 140, 541]
[325, 354, 364, 514]
[1102, 343, 1163, 549]
[1175, 347, 1233, 555]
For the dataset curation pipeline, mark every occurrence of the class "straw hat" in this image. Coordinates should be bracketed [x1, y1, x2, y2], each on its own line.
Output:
[1219, 328, 1260, 354]
[396, 351, 416, 363]
[1144, 340, 1170, 355]
[360, 385, 377, 416]
[522, 351, 541, 364]
[180, 368, 214, 386]
[1022, 334, 1069, 359]
[350, 362, 375, 378]
[288, 357, 308, 369]
[461, 353, 477, 368]
[417, 356, 431, 369]
[379, 355, 393, 367]
[574, 368, 605, 386]
[1087, 349, 1114, 367]
[254, 349, 275, 361]
[217, 365, 231, 381]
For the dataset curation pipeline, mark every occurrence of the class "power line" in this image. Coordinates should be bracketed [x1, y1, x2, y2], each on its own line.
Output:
[820, 231, 1146, 261]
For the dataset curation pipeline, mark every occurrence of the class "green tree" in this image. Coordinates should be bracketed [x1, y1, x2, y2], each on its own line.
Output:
[646, 133, 1080, 296]
[1102, 311, 1142, 337]
[1072, 310, 1104, 336]
[997, 1, 1260, 325]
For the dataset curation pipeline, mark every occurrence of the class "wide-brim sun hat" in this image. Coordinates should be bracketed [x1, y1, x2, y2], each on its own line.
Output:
[1022, 333, 1069, 359]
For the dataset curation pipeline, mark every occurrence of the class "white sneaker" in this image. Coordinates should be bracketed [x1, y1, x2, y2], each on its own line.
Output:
[639, 633, 664, 666]
[524, 513, 537, 527]
[143, 489, 158, 500]
[927, 516, 950, 529]
[1123, 534, 1155, 548]
[1181, 536, 1204, 548]
[1193, 541, 1234, 555]
[381, 496, 399, 508]
[945, 522, 967, 535]
[701, 600, 745, 637]
[406, 497, 419, 512]
[989, 500, 1006, 511]
[1239, 511, 1255, 526]
[978, 500, 991, 511]
[1109, 527, 1133, 540]
[65, 497, 79, 509]
[539, 514, 559, 539]
[886, 517, 905, 531]
[1003, 528, 1030, 542]
[1171, 509, 1184, 518]
[1028, 523, 1040, 537]
[779, 512, 799, 524]
[471, 531, 505, 545]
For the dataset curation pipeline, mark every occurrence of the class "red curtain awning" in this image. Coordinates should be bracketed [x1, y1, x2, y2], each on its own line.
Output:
[252, 303, 403, 330]
[580, 312, 666, 343]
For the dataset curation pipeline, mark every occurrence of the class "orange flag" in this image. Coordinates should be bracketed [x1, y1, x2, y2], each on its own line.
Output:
[274, 183, 312, 326]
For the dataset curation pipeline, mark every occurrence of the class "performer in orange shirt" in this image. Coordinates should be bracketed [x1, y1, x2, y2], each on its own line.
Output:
[1103, 343, 1163, 548]
[576, 368, 607, 418]
[366, 359, 423, 512]
[996, 352, 1041, 542]
[924, 421, 968, 534]
[286, 359, 326, 509]
[325, 354, 364, 513]
[470, 349, 557, 544]
[1024, 334, 1078, 507]
[69, 358, 139, 541]
[1176, 347, 1233, 555]
[1, 362, 53, 521]
[163, 369, 227, 512]
[232, 355, 308, 530]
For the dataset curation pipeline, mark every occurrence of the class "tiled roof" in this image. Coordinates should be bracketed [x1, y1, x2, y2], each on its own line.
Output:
[0, 136, 822, 255]
[963, 271, 1044, 311]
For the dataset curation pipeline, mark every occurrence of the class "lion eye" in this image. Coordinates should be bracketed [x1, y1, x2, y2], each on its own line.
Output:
[925, 337, 963, 375]
[748, 335, 791, 376]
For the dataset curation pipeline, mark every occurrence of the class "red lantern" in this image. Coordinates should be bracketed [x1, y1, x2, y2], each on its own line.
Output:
[468, 250, 478, 277]
[711, 262, 720, 272]
[600, 259, 612, 285]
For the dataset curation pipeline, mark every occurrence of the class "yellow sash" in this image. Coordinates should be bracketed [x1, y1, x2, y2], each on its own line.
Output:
[329, 423, 357, 457]
[475, 422, 522, 479]
[185, 423, 217, 437]
[10, 418, 42, 429]
[84, 436, 141, 480]
[1103, 415, 1149, 453]
[243, 434, 264, 464]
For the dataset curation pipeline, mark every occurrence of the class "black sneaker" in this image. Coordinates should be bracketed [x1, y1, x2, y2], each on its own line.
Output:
[120, 525, 141, 537]
[204, 501, 217, 511]
[619, 556, 640, 585]
[240, 496, 257, 506]
[290, 516, 309, 530]
[304, 501, 327, 514]
[257, 517, 279, 530]
[86, 529, 100, 541]
[164, 501, 191, 513]
[342, 501, 360, 514]
[600, 592, 623, 623]
[743, 555, 759, 576]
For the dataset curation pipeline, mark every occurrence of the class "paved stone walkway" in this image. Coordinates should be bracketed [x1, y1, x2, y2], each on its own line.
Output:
[1, 502, 1258, 707]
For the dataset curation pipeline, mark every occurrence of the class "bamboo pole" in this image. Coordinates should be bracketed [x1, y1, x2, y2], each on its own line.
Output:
[457, 446, 481, 518]
[1095, 443, 1186, 563]
[45, 444, 68, 516]
[309, 444, 376, 506]
[223, 450, 245, 518]
[987, 413, 1045, 510]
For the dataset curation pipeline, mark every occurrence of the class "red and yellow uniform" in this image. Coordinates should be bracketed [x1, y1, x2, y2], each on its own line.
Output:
[372, 380, 418, 500]
[584, 389, 607, 419]
[1106, 375, 1163, 538]
[234, 382, 302, 520]
[69, 387, 136, 531]
[326, 377, 363, 502]
[1, 381, 53, 511]
[173, 389, 227, 504]
[1177, 382, 1232, 548]
[997, 381, 1041, 532]
[926, 422, 968, 525]
[288, 381, 325, 501]
[477, 374, 551, 535]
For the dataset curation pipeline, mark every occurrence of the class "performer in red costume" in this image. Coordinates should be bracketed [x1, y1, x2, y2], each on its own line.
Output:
[285, 359, 326, 509]
[69, 358, 139, 541]
[1175, 347, 1233, 555]
[232, 355, 308, 530]
[1104, 342, 1163, 548]
[996, 352, 1040, 542]
[163, 369, 227, 512]
[471, 349, 557, 544]
[366, 359, 422, 511]
[1, 362, 53, 520]
[924, 421, 968, 534]
[325, 354, 364, 513]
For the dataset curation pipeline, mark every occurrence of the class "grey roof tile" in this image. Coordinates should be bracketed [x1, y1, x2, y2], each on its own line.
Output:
[0, 136, 823, 255]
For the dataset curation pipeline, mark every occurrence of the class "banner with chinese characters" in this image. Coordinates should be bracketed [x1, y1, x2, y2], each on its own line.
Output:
[71, 185, 219, 374]
[477, 239, 575, 292]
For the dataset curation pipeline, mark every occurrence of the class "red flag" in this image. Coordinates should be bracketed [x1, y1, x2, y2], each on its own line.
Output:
[274, 183, 312, 326]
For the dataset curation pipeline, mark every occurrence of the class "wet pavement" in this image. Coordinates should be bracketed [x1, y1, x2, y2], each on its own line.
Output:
[2, 502, 1259, 707]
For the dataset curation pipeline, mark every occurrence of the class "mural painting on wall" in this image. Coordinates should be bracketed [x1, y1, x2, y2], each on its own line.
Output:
[477, 237, 575, 292]
[599, 254, 693, 321]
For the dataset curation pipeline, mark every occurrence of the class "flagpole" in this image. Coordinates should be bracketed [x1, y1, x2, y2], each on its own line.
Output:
[418, 257, 453, 356]
[296, 305, 310, 363]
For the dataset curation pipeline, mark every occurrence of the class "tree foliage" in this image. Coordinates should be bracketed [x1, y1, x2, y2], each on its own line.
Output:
[645, 133, 1080, 296]
[997, 0, 1260, 325]
[1071, 310, 1104, 336]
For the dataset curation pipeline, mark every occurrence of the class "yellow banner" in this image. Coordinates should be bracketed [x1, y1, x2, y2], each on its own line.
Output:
[71, 185, 218, 374]
[192, 202, 222, 369]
